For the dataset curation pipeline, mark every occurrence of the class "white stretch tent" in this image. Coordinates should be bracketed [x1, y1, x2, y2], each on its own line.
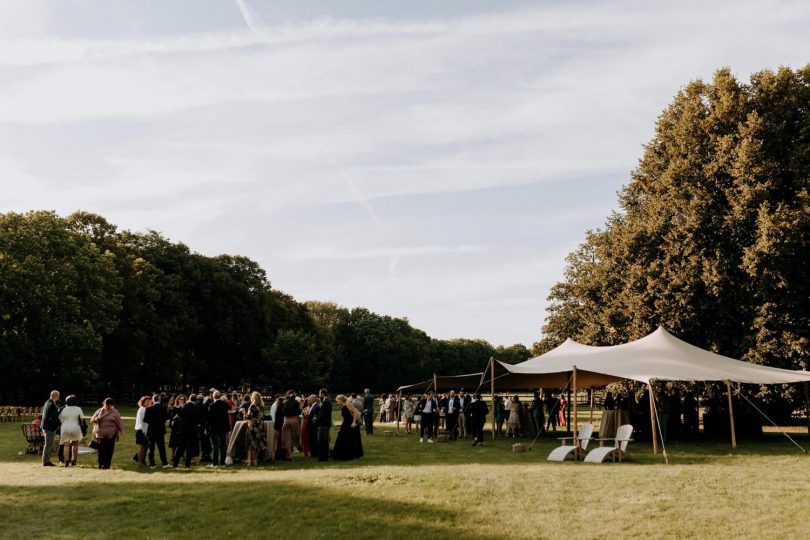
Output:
[484, 327, 810, 452]
[494, 327, 810, 385]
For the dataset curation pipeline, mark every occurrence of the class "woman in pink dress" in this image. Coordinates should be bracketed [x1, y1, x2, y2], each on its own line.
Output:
[558, 395, 567, 426]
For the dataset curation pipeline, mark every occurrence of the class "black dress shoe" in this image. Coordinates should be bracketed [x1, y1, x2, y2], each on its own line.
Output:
[43, 462, 55, 467]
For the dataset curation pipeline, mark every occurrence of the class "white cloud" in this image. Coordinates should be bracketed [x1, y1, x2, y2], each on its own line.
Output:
[0, 0, 808, 344]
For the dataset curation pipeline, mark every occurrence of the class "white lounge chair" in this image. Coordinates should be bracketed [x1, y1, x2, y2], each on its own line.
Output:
[547, 423, 593, 461]
[584, 424, 634, 463]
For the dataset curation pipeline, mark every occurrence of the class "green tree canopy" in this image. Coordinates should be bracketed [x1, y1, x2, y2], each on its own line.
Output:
[537, 66, 810, 408]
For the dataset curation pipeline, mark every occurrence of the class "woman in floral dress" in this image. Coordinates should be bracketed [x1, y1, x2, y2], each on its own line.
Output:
[245, 391, 266, 466]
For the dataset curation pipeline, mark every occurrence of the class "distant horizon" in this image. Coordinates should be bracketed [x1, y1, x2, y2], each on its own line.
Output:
[2, 0, 808, 346]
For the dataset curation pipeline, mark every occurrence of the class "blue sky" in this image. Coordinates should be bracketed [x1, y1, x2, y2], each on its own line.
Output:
[1, 1, 808, 346]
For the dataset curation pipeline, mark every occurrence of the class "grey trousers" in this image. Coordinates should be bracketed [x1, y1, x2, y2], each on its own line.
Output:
[42, 430, 56, 464]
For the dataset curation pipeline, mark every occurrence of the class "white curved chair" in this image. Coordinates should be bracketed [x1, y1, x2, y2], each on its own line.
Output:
[547, 423, 593, 461]
[584, 424, 634, 463]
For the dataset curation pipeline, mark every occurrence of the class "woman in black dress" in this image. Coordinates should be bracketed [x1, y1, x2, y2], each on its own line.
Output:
[168, 394, 186, 461]
[332, 395, 363, 461]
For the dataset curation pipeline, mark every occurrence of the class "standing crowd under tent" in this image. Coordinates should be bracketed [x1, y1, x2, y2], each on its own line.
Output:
[398, 328, 810, 460]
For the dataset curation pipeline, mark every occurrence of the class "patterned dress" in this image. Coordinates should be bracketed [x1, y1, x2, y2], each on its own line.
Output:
[245, 404, 267, 455]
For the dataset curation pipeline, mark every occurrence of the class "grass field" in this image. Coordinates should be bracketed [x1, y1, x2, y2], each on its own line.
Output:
[1, 410, 808, 539]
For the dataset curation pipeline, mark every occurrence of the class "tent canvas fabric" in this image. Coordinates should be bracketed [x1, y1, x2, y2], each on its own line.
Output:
[396, 327, 810, 393]
[494, 327, 810, 387]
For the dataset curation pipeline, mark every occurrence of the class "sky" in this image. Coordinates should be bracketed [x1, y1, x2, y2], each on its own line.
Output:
[1, 1, 808, 347]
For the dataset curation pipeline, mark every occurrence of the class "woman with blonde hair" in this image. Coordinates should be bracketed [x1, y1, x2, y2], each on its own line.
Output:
[506, 395, 521, 438]
[168, 394, 186, 461]
[134, 395, 152, 466]
[332, 394, 364, 460]
[245, 391, 266, 466]
[300, 395, 318, 457]
[402, 395, 415, 434]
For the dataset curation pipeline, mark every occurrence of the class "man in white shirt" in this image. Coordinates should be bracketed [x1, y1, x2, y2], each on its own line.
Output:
[269, 397, 279, 423]
[446, 390, 460, 441]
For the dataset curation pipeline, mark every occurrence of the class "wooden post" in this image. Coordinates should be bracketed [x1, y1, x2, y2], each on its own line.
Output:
[490, 357, 496, 440]
[572, 366, 578, 458]
[433, 374, 439, 435]
[589, 389, 594, 425]
[726, 381, 737, 449]
[648, 382, 658, 454]
[396, 390, 402, 435]
[566, 382, 572, 433]
[804, 381, 809, 434]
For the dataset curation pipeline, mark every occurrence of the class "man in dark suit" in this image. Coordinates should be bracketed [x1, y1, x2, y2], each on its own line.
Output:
[445, 390, 460, 441]
[145, 393, 170, 469]
[41, 390, 60, 466]
[417, 390, 439, 443]
[207, 391, 231, 467]
[545, 392, 558, 432]
[530, 391, 545, 436]
[199, 388, 215, 463]
[172, 394, 202, 468]
[470, 393, 489, 446]
[362, 389, 374, 435]
[317, 388, 332, 462]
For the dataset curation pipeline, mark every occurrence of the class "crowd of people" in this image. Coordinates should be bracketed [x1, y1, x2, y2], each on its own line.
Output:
[38, 385, 683, 469]
[37, 387, 365, 469]
[380, 389, 569, 443]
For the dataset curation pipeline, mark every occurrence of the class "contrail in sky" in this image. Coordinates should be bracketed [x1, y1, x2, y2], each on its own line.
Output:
[347, 179, 386, 232]
[235, 0, 262, 37]
[234, 0, 397, 275]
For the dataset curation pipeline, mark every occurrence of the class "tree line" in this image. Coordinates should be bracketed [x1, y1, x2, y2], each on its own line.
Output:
[536, 66, 810, 412]
[0, 210, 530, 403]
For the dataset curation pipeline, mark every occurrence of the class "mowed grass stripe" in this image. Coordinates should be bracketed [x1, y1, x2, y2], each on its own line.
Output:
[1, 418, 808, 538]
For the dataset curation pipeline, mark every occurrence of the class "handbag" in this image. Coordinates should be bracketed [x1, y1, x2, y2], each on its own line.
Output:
[89, 439, 101, 450]
[413, 414, 422, 422]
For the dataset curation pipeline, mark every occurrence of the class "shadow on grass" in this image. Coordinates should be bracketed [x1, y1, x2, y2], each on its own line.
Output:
[0, 479, 492, 539]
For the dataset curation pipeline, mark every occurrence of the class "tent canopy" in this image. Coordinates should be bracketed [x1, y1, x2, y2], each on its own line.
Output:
[396, 327, 810, 393]
[495, 327, 810, 387]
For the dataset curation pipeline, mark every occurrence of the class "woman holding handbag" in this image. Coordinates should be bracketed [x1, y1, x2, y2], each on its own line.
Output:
[91, 398, 125, 469]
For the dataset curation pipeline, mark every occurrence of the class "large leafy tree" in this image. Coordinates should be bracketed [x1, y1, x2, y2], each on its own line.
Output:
[537, 66, 810, 409]
[2, 212, 534, 402]
[0, 211, 122, 402]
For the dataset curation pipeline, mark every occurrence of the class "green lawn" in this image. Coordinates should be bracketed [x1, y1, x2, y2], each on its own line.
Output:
[0, 412, 808, 539]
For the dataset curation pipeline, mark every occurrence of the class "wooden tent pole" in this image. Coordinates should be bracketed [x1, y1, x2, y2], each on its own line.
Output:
[490, 357, 496, 440]
[396, 390, 402, 435]
[589, 389, 594, 425]
[433, 374, 438, 393]
[726, 381, 737, 449]
[648, 382, 658, 454]
[804, 381, 809, 434]
[572, 366, 578, 458]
